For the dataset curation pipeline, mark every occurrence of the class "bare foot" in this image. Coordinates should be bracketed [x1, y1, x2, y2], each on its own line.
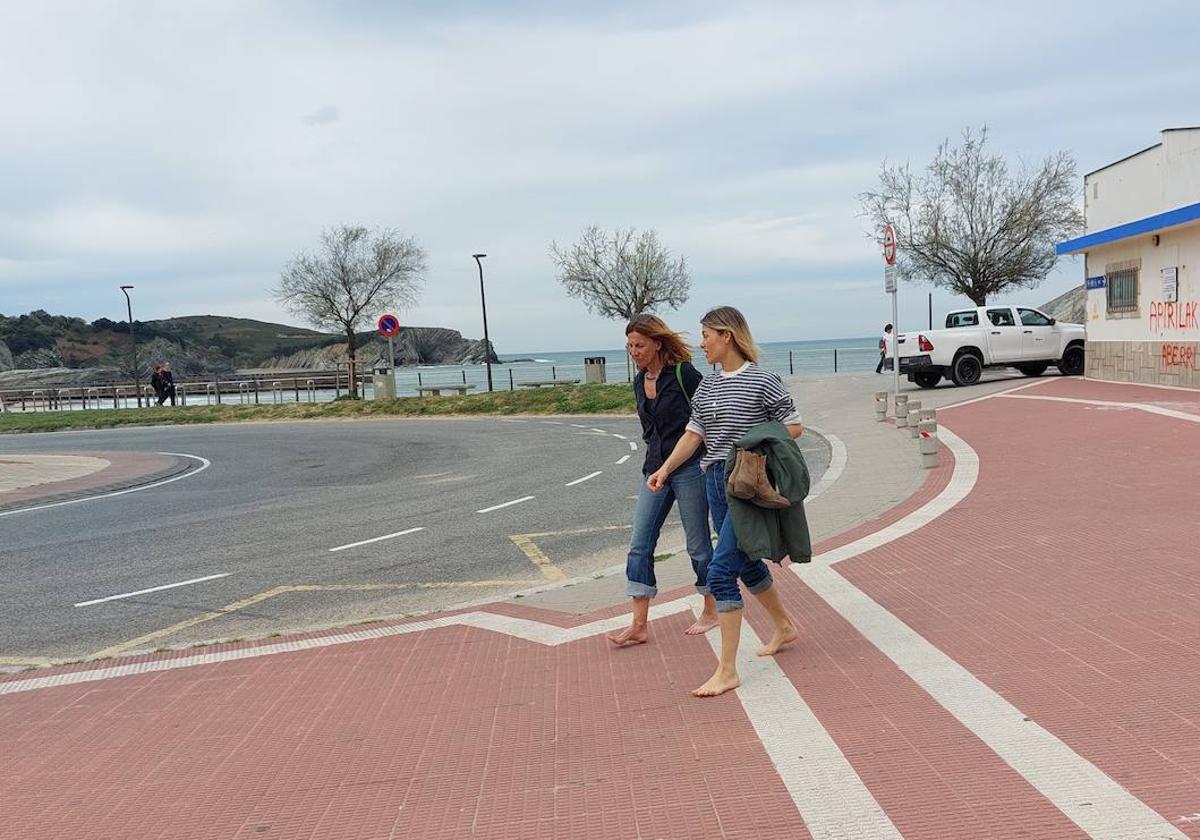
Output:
[692, 668, 741, 697]
[684, 613, 719, 636]
[756, 625, 798, 657]
[607, 625, 648, 648]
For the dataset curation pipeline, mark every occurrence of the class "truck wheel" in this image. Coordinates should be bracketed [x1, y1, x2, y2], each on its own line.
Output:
[1017, 363, 1048, 377]
[950, 352, 983, 387]
[1057, 345, 1085, 376]
[913, 372, 942, 389]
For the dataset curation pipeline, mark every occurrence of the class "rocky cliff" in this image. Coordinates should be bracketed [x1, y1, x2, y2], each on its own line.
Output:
[1040, 285, 1086, 324]
[0, 340, 13, 372]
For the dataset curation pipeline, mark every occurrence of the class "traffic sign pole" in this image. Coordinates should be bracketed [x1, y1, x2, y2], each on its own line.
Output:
[882, 224, 900, 402]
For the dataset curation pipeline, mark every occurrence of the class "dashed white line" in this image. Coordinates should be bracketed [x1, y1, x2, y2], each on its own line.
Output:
[541, 421, 564, 425]
[611, 433, 627, 440]
[565, 471, 602, 487]
[616, 455, 632, 465]
[329, 527, 425, 553]
[570, 424, 589, 429]
[627, 441, 638, 451]
[589, 427, 607, 434]
[476, 496, 535, 514]
[74, 573, 230, 607]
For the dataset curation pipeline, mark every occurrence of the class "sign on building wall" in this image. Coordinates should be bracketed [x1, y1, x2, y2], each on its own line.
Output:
[1161, 267, 1179, 303]
[1085, 275, 1106, 290]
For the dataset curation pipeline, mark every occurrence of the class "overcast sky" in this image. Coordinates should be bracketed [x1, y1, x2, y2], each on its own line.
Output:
[2, 1, 1197, 352]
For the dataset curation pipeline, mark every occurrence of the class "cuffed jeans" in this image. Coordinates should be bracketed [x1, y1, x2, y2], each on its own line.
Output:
[705, 462, 773, 612]
[625, 459, 712, 598]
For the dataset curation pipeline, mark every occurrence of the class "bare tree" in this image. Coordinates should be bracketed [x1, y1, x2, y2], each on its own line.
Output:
[275, 225, 426, 397]
[859, 127, 1083, 305]
[550, 226, 690, 320]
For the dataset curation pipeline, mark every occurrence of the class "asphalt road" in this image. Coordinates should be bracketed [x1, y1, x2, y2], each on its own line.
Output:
[0, 417, 831, 662]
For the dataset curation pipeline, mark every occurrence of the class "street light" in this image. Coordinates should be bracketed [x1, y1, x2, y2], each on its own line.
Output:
[472, 254, 493, 392]
[119, 285, 141, 408]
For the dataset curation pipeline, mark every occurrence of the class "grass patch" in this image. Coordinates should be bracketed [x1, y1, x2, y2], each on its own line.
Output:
[0, 384, 635, 434]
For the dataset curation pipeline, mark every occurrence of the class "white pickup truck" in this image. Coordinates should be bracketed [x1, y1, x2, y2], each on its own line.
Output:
[897, 305, 1086, 388]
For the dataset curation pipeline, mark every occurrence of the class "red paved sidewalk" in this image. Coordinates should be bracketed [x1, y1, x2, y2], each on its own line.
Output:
[2, 377, 1198, 839]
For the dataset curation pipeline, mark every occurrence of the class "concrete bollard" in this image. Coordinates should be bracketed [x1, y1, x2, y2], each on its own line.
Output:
[874, 391, 888, 422]
[918, 420, 938, 469]
[895, 394, 910, 428]
[919, 407, 937, 434]
[907, 400, 922, 438]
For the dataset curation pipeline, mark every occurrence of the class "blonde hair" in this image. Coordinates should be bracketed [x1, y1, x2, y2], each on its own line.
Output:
[700, 306, 759, 364]
[625, 314, 693, 365]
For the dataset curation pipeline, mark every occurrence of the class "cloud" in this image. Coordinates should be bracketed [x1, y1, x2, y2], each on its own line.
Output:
[302, 105, 341, 126]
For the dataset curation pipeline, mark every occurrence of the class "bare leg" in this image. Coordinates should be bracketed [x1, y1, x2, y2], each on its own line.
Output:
[752, 584, 797, 656]
[692, 610, 742, 697]
[607, 596, 650, 647]
[685, 593, 719, 635]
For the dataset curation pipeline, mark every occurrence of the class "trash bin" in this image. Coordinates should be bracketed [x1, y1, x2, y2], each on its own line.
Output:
[372, 367, 396, 400]
[584, 356, 607, 385]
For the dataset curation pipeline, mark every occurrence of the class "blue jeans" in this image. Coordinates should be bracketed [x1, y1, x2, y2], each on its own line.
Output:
[705, 462, 773, 612]
[625, 459, 712, 598]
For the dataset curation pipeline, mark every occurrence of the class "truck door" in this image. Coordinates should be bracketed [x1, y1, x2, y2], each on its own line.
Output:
[985, 308, 1022, 363]
[1017, 308, 1056, 360]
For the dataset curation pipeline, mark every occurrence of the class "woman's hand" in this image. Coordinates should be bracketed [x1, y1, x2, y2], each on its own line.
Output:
[646, 468, 670, 493]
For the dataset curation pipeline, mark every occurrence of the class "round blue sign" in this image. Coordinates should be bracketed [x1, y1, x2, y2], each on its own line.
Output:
[377, 314, 400, 337]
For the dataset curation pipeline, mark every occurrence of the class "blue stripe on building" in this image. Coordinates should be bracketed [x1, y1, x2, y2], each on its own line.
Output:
[1056, 201, 1200, 255]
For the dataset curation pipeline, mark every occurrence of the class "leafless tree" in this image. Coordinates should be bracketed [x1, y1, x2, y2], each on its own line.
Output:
[550, 226, 690, 321]
[859, 127, 1083, 305]
[275, 226, 426, 397]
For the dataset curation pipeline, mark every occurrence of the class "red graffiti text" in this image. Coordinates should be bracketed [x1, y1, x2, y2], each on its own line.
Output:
[1149, 300, 1200, 334]
[1161, 343, 1198, 370]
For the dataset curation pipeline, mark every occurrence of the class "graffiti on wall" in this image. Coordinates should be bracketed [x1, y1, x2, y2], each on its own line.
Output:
[1148, 300, 1200, 334]
[1161, 343, 1198, 370]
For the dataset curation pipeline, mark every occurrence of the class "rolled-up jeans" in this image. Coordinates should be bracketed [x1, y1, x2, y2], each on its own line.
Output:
[704, 461, 773, 612]
[625, 459, 712, 598]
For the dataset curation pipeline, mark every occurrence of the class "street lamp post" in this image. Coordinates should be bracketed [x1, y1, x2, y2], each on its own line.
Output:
[472, 254, 493, 392]
[119, 285, 141, 408]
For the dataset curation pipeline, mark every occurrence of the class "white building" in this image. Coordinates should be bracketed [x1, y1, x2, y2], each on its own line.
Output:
[1057, 127, 1200, 388]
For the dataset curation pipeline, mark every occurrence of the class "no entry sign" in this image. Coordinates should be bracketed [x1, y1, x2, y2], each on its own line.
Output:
[882, 224, 897, 266]
[377, 314, 400, 338]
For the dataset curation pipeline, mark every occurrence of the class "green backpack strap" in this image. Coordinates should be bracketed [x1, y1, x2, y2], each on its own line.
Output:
[674, 362, 689, 404]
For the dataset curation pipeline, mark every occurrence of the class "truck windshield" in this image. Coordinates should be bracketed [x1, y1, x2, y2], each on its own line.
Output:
[945, 311, 979, 328]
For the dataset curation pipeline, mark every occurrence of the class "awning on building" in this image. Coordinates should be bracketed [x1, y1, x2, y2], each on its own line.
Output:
[1056, 201, 1200, 255]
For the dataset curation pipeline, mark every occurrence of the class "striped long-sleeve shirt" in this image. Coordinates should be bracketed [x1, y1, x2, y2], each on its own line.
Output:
[685, 362, 802, 472]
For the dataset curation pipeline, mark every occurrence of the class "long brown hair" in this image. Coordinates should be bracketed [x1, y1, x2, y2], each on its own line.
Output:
[625, 314, 693, 366]
[700, 306, 760, 364]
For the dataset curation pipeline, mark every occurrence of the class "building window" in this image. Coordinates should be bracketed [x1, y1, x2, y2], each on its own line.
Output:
[1105, 260, 1140, 314]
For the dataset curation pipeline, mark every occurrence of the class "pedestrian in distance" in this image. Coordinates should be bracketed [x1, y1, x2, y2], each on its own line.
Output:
[876, 323, 893, 374]
[159, 362, 176, 406]
[608, 314, 718, 647]
[150, 363, 166, 405]
[647, 306, 802, 697]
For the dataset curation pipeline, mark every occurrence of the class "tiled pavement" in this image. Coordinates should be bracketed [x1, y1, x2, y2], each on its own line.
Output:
[2, 377, 1198, 839]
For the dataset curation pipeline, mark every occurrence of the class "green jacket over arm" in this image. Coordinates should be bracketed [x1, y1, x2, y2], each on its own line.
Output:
[723, 421, 812, 563]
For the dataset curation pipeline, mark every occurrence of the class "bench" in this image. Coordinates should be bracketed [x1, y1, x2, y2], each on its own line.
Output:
[517, 379, 581, 389]
[416, 384, 477, 397]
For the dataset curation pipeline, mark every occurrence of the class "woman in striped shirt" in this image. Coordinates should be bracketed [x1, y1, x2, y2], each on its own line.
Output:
[647, 306, 802, 697]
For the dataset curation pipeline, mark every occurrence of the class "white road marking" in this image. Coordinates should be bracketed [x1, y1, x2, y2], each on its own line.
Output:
[328, 527, 425, 553]
[804, 428, 846, 502]
[541, 421, 564, 425]
[616, 455, 631, 465]
[570, 424, 589, 429]
[498, 418, 527, 423]
[1000, 392, 1200, 424]
[565, 471, 602, 487]
[476, 495, 535, 514]
[701, 600, 902, 840]
[589, 427, 606, 434]
[611, 433, 627, 440]
[413, 472, 452, 480]
[0, 452, 211, 519]
[627, 441, 637, 451]
[74, 573, 231, 608]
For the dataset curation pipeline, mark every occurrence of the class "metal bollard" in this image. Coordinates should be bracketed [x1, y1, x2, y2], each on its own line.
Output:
[918, 420, 938, 469]
[895, 394, 910, 428]
[907, 400, 922, 438]
[874, 391, 888, 422]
